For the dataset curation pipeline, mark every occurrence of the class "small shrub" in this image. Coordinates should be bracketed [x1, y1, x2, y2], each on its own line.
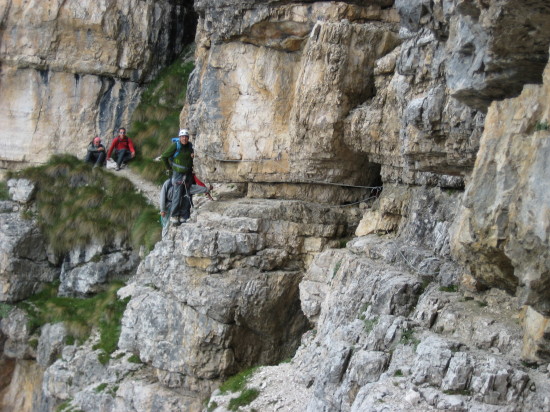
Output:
[228, 389, 260, 411]
[393, 369, 403, 377]
[128, 354, 142, 364]
[399, 328, 420, 348]
[97, 351, 110, 365]
[535, 120, 549, 131]
[0, 181, 9, 200]
[28, 338, 39, 350]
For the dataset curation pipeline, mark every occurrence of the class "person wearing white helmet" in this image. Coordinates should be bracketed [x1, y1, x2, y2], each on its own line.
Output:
[160, 129, 194, 225]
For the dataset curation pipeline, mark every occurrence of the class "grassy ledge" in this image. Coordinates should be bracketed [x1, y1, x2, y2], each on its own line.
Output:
[18, 281, 129, 363]
[13, 154, 161, 255]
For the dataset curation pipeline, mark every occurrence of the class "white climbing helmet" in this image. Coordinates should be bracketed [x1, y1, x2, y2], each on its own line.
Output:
[179, 129, 190, 137]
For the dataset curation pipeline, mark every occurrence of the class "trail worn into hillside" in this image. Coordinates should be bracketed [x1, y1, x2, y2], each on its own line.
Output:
[111, 166, 161, 209]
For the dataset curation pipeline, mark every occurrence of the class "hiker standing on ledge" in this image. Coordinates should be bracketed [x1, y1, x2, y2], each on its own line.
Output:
[161, 129, 194, 224]
[107, 127, 135, 171]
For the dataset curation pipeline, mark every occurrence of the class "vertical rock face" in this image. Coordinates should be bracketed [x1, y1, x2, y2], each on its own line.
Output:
[0, 0, 195, 168]
[451, 46, 550, 361]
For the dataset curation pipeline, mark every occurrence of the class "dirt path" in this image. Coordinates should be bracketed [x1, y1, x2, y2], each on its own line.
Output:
[105, 161, 161, 209]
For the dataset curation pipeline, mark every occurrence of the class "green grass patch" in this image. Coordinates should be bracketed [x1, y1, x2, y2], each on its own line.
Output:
[94, 383, 108, 393]
[16, 154, 161, 255]
[219, 366, 260, 394]
[17, 281, 129, 360]
[332, 260, 342, 279]
[363, 317, 378, 333]
[0, 180, 9, 200]
[0, 302, 13, 318]
[127, 354, 142, 364]
[228, 388, 260, 411]
[127, 49, 195, 185]
[535, 120, 549, 131]
[399, 328, 420, 348]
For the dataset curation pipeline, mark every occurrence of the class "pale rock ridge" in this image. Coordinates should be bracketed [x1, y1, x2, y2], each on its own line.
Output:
[116, 198, 356, 405]
[451, 44, 550, 362]
[0, 0, 194, 167]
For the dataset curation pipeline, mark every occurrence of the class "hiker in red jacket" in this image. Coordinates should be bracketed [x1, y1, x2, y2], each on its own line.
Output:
[107, 127, 135, 171]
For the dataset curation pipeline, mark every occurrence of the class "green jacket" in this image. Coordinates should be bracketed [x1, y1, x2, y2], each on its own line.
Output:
[161, 142, 193, 173]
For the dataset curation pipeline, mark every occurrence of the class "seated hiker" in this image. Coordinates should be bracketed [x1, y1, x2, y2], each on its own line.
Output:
[161, 129, 194, 225]
[106, 127, 135, 171]
[85, 136, 106, 168]
[190, 174, 214, 201]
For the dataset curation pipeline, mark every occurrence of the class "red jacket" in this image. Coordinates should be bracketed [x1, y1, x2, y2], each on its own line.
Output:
[107, 136, 135, 159]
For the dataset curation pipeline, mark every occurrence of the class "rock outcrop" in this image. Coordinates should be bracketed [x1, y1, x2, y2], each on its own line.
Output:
[3, 0, 550, 411]
[0, 0, 195, 168]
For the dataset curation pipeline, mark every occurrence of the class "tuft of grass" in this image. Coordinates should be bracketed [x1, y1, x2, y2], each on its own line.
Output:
[94, 383, 108, 393]
[535, 120, 549, 131]
[332, 260, 342, 279]
[363, 317, 378, 333]
[0, 180, 9, 200]
[127, 354, 142, 364]
[399, 328, 420, 349]
[219, 366, 260, 394]
[128, 51, 195, 185]
[393, 369, 403, 377]
[206, 401, 218, 412]
[0, 302, 13, 318]
[439, 285, 458, 293]
[17, 281, 129, 361]
[16, 154, 160, 255]
[228, 389, 260, 411]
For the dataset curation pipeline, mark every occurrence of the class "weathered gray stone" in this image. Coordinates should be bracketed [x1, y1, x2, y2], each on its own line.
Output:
[1, 308, 31, 359]
[0, 209, 57, 302]
[37, 323, 67, 368]
[7, 179, 35, 203]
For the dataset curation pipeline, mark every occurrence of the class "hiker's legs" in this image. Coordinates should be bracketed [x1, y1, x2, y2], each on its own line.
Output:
[115, 149, 132, 168]
[189, 184, 208, 195]
[94, 152, 106, 167]
[181, 192, 192, 220]
[170, 172, 185, 217]
[85, 152, 95, 164]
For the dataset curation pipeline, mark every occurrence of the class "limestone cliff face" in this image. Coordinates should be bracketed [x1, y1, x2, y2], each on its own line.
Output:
[0, 0, 195, 168]
[3, 0, 550, 411]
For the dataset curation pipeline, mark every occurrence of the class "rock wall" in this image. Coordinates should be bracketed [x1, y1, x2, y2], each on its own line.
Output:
[0, 0, 195, 168]
[3, 0, 550, 411]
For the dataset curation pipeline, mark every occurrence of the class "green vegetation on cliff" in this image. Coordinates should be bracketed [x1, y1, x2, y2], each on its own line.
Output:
[129, 48, 195, 184]
[15, 154, 160, 255]
[19, 281, 129, 362]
